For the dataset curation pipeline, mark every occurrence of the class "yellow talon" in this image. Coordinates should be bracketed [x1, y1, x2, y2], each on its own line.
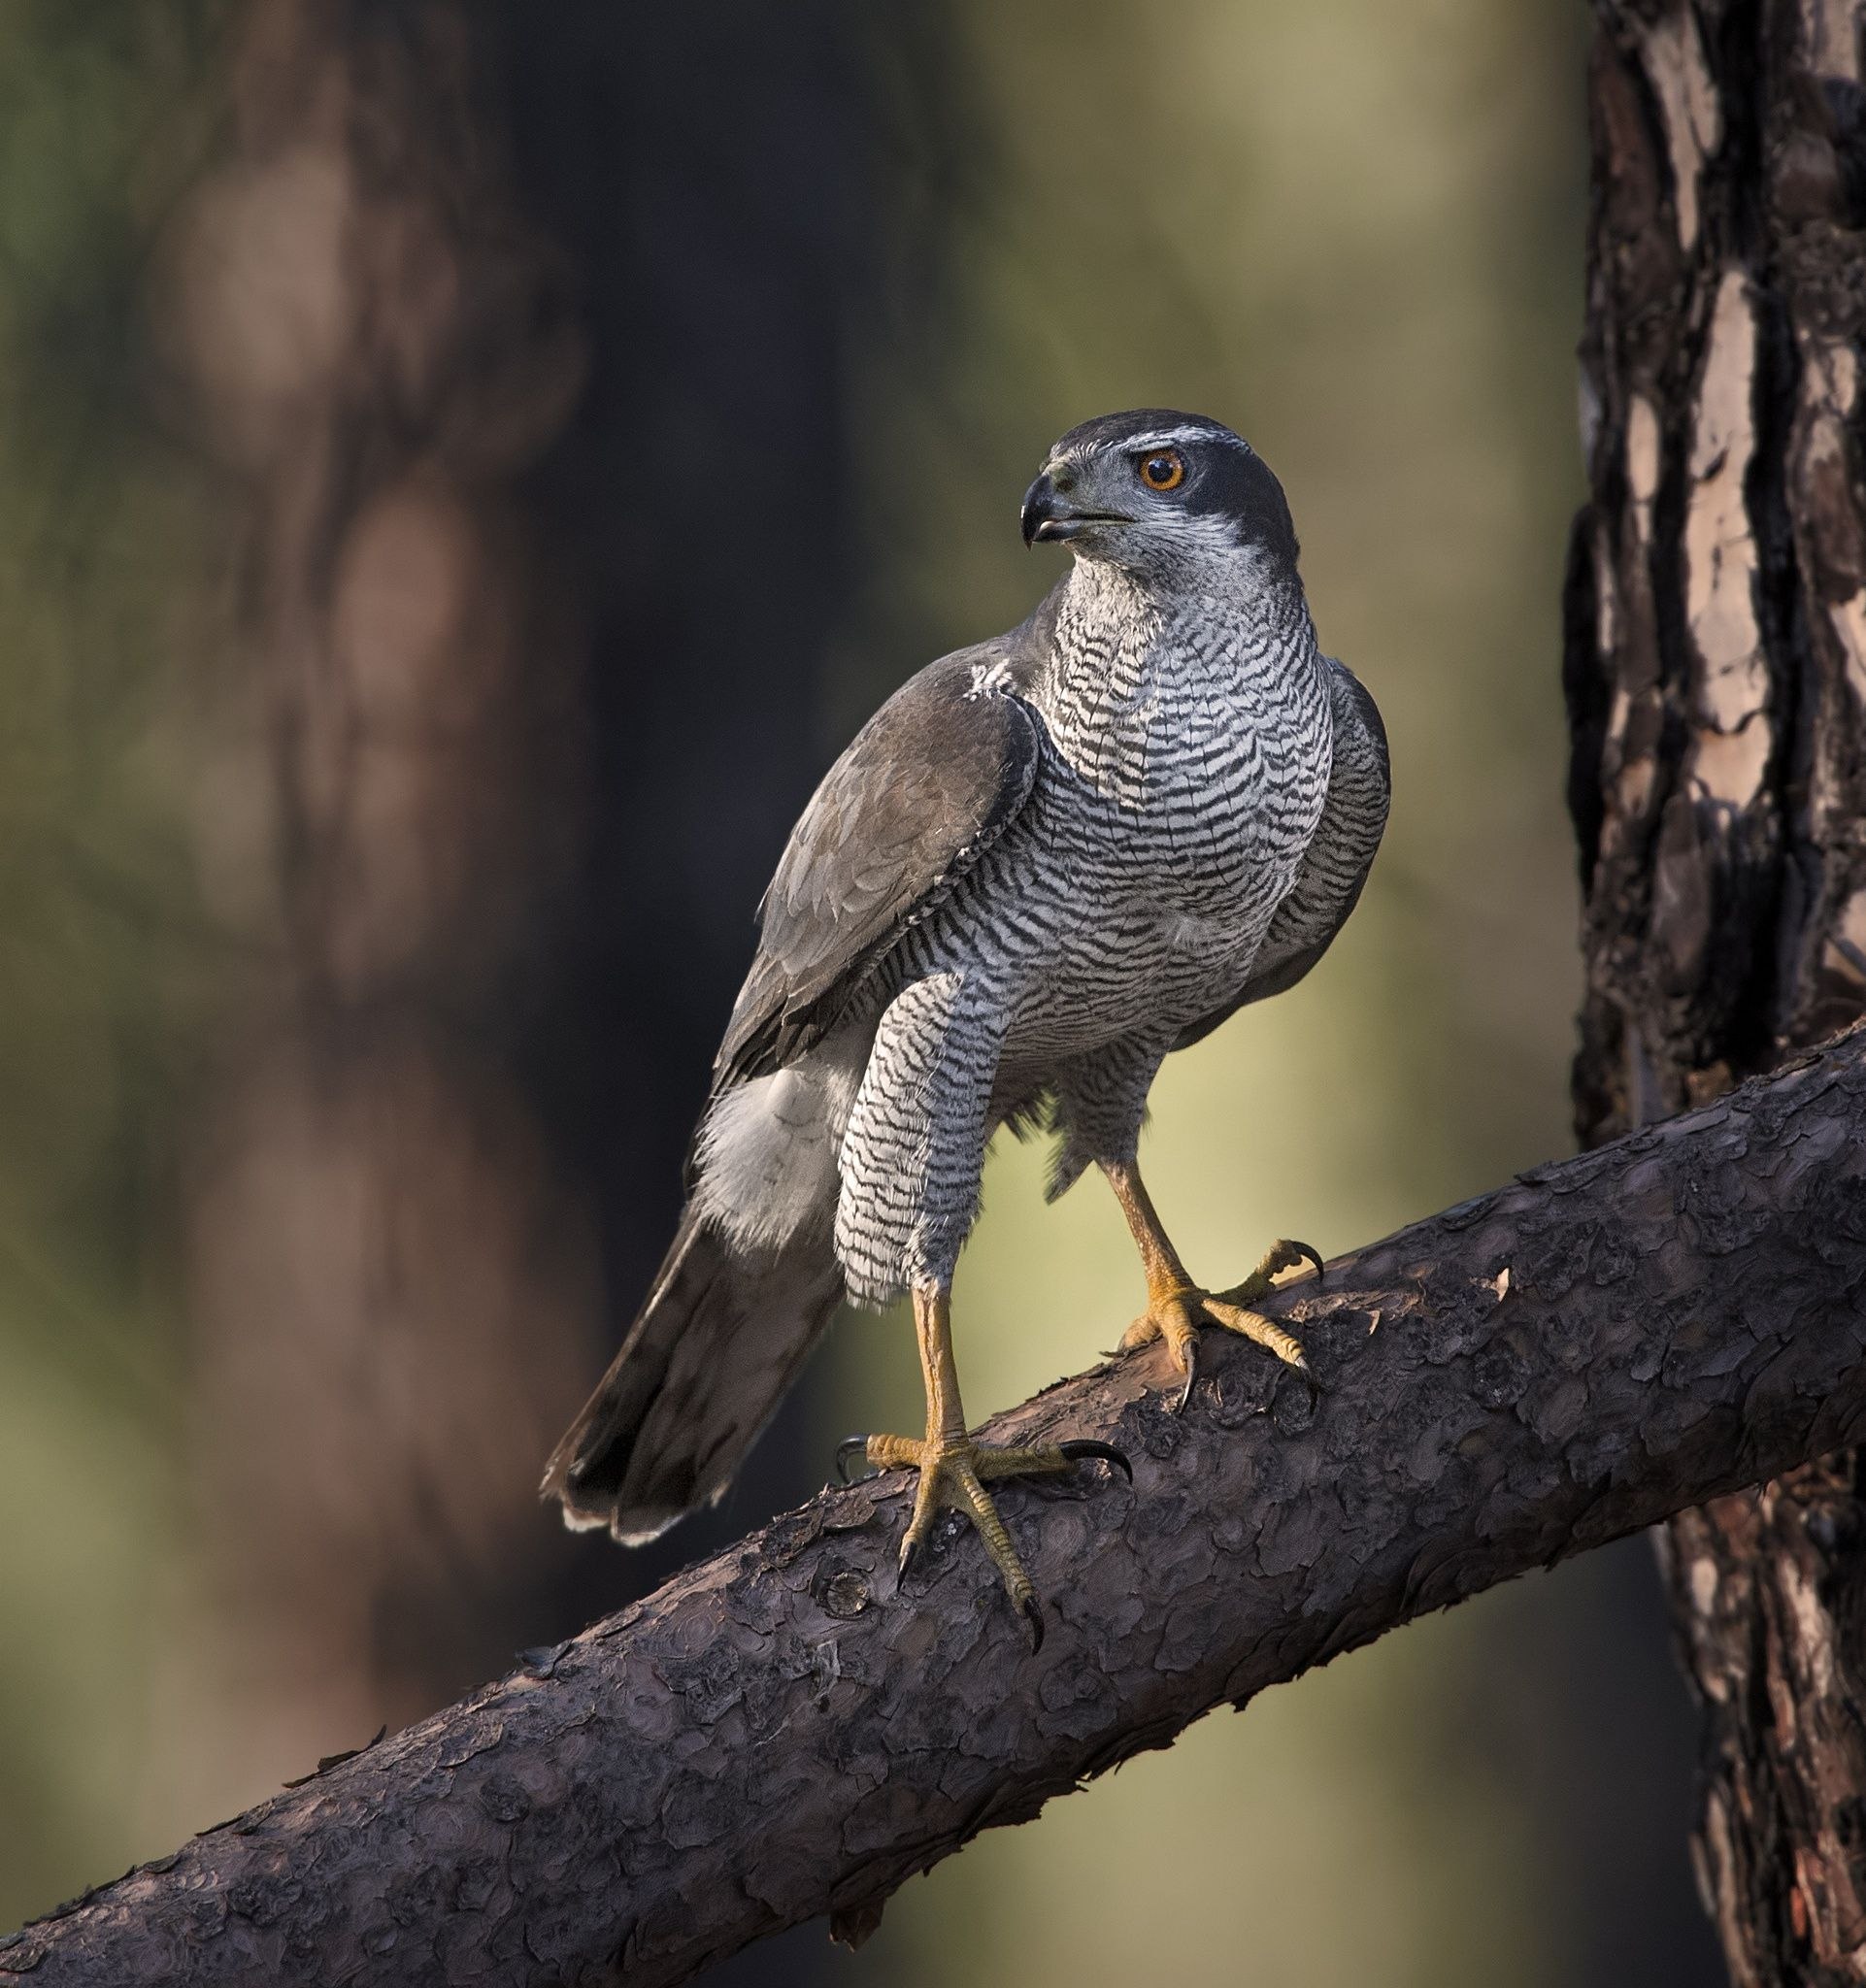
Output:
[841, 1289, 1131, 1647]
[1103, 1159, 1319, 1409]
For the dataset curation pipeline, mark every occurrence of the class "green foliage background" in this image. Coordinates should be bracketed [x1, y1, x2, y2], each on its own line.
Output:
[0, 0, 232, 1919]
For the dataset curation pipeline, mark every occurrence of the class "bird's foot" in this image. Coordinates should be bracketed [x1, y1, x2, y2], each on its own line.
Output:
[835, 1432, 1130, 1648]
[1119, 1239, 1321, 1412]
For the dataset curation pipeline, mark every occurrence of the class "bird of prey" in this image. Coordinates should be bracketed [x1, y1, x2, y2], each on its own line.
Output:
[544, 409, 1388, 1643]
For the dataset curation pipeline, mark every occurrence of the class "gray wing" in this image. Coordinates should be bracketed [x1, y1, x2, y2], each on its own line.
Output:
[715, 635, 1043, 1086]
[1176, 656, 1389, 1051]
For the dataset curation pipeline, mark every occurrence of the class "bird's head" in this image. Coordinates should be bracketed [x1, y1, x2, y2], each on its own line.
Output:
[1019, 409, 1298, 584]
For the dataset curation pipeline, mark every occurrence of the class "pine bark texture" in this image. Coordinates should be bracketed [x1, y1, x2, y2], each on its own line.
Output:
[12, 1032, 1866, 1988]
[1569, 2, 1866, 1978]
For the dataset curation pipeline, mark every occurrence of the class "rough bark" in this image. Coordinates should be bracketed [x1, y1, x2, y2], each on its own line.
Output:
[11, 1029, 1866, 1988]
[1569, 3, 1866, 1978]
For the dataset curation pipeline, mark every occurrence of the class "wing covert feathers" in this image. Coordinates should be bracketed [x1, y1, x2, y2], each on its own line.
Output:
[715, 641, 1041, 1087]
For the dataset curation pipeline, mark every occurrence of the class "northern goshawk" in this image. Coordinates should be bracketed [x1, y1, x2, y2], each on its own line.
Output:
[544, 409, 1389, 1643]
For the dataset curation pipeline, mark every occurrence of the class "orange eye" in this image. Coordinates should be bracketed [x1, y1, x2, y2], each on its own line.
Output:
[1139, 449, 1184, 491]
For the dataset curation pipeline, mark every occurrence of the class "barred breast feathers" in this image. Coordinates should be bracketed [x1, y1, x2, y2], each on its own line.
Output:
[1028, 546, 1334, 920]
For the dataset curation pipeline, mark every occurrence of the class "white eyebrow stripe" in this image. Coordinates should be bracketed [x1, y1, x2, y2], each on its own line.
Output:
[1118, 425, 1251, 454]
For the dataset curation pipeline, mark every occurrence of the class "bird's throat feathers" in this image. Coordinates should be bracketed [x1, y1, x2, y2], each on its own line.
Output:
[1036, 551, 1320, 807]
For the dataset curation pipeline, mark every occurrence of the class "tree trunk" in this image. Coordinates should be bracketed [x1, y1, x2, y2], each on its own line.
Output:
[1568, 2, 1866, 1977]
[163, 0, 600, 1788]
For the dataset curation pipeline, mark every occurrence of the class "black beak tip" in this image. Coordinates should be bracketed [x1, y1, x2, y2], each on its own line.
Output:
[1019, 471, 1120, 548]
[1018, 494, 1042, 549]
[1020, 472, 1059, 549]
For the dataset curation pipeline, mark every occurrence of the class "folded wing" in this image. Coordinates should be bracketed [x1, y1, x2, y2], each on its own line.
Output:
[716, 635, 1044, 1086]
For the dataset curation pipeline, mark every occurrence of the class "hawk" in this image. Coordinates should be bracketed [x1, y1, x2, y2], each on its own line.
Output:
[544, 410, 1389, 1643]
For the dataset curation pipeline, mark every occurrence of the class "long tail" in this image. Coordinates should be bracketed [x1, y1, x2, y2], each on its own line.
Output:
[541, 1206, 844, 1543]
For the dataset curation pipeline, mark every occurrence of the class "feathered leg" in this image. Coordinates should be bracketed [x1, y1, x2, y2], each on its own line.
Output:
[835, 976, 1126, 1645]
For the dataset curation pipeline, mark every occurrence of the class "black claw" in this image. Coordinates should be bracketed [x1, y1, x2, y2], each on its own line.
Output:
[1019, 1593, 1046, 1652]
[898, 1538, 922, 1584]
[1174, 1339, 1199, 1414]
[1059, 1439, 1133, 1484]
[835, 1436, 871, 1486]
[1293, 1241, 1325, 1281]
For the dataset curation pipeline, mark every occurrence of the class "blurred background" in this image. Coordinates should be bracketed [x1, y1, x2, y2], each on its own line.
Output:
[0, 3, 1722, 1982]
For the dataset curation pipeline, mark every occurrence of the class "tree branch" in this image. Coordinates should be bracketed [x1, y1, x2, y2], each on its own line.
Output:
[13, 1028, 1866, 1987]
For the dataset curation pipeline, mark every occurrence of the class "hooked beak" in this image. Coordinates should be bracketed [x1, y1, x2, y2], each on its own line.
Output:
[1020, 471, 1129, 547]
